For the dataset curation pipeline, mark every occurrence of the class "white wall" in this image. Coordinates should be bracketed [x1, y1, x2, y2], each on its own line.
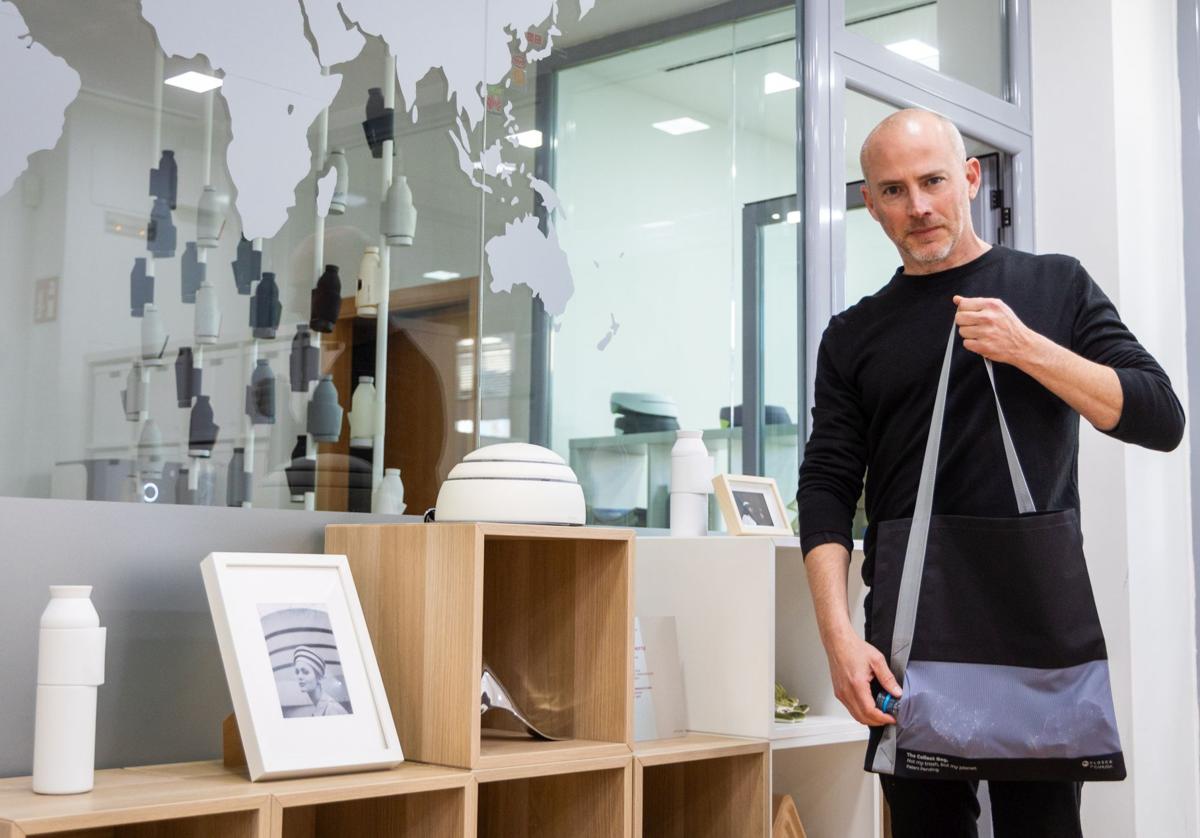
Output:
[1032, 1, 1199, 835]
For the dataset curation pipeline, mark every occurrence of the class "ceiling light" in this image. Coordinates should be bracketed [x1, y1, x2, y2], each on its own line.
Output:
[164, 71, 223, 93]
[640, 220, 675, 229]
[885, 39, 940, 70]
[786, 210, 800, 224]
[425, 270, 461, 281]
[652, 117, 710, 136]
[763, 72, 800, 95]
[511, 129, 543, 148]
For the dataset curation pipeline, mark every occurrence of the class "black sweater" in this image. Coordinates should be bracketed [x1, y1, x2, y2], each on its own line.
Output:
[796, 246, 1185, 588]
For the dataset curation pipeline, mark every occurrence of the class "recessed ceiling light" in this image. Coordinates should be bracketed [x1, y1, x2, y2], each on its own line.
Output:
[786, 210, 800, 224]
[763, 72, 800, 94]
[164, 71, 223, 93]
[511, 129, 543, 148]
[885, 39, 940, 70]
[652, 117, 710, 136]
[640, 220, 675, 229]
[424, 270, 461, 281]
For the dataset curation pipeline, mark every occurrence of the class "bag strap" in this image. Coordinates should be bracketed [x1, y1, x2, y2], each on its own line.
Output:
[871, 320, 1035, 773]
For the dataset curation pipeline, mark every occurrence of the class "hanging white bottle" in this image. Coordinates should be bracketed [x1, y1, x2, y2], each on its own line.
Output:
[140, 303, 167, 365]
[194, 279, 221, 345]
[373, 468, 406, 514]
[32, 586, 106, 795]
[348, 375, 376, 446]
[355, 247, 382, 315]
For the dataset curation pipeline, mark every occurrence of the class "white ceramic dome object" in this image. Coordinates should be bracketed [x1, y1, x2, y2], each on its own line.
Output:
[435, 443, 585, 525]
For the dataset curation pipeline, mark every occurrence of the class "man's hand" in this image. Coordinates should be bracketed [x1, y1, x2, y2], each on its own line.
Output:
[952, 295, 1036, 365]
[826, 629, 902, 726]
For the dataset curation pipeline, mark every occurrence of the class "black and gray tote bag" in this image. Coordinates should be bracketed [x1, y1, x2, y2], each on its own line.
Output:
[865, 322, 1126, 782]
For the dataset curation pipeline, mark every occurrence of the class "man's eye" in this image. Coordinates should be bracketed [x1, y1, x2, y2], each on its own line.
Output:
[883, 186, 900, 196]
[927, 176, 945, 186]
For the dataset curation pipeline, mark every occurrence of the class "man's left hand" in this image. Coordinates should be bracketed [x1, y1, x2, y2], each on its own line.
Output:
[952, 295, 1037, 366]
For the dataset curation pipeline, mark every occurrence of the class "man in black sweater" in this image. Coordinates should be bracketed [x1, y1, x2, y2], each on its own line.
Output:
[796, 109, 1184, 837]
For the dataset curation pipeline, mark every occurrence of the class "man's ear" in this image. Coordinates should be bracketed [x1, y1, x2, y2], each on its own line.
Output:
[861, 182, 878, 221]
[964, 157, 982, 200]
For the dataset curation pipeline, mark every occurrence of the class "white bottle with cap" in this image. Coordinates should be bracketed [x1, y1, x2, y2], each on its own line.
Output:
[32, 586, 106, 794]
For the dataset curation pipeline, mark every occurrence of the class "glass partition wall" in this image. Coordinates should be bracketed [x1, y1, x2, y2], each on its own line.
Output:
[2, 0, 801, 526]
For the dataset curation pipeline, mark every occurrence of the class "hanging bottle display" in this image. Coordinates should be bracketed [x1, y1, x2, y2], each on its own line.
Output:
[289, 324, 320, 391]
[362, 87, 393, 159]
[140, 303, 167, 364]
[309, 265, 342, 333]
[231, 236, 261, 295]
[180, 242, 204, 303]
[245, 358, 276, 425]
[174, 347, 201, 408]
[193, 460, 217, 506]
[175, 467, 193, 505]
[355, 247, 382, 315]
[381, 176, 417, 246]
[129, 257, 152, 317]
[196, 186, 224, 248]
[372, 468, 405, 514]
[146, 196, 176, 258]
[121, 363, 145, 421]
[250, 271, 282, 339]
[148, 149, 178, 210]
[194, 279, 220, 345]
[226, 447, 249, 507]
[307, 375, 343, 442]
[328, 149, 349, 215]
[188, 394, 219, 457]
[284, 435, 316, 502]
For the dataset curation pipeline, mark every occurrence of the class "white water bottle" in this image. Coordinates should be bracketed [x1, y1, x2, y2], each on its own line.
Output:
[669, 430, 712, 537]
[32, 586, 106, 794]
[373, 468, 406, 514]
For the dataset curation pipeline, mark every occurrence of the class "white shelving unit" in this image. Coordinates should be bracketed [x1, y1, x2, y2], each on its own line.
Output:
[637, 535, 882, 837]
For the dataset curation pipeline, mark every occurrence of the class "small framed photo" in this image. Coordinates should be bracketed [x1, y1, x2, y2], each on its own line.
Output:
[200, 552, 403, 780]
[712, 474, 794, 536]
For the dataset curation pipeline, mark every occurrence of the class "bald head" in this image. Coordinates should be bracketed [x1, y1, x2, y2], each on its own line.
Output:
[859, 108, 967, 185]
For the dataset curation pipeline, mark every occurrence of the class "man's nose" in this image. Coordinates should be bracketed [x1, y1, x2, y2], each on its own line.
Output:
[907, 190, 933, 217]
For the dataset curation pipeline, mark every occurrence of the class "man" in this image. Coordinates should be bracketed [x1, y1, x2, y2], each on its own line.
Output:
[796, 108, 1184, 837]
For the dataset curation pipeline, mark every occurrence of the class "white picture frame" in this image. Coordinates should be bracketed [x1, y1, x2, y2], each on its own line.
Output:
[200, 552, 403, 781]
[712, 474, 794, 536]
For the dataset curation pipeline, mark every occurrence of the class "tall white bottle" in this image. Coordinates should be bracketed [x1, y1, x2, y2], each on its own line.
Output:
[669, 430, 711, 537]
[32, 586, 106, 795]
[372, 468, 406, 514]
[194, 280, 221, 345]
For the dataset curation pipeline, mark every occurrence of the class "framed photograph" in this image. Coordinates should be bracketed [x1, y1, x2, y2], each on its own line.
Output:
[712, 474, 794, 536]
[200, 552, 403, 780]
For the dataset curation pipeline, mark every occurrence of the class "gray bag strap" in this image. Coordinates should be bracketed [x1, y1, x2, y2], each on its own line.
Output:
[872, 321, 1035, 773]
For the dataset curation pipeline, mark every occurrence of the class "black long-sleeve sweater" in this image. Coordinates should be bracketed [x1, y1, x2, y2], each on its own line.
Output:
[797, 246, 1185, 590]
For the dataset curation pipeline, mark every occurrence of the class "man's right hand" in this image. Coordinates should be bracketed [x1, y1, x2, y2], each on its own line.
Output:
[826, 630, 902, 726]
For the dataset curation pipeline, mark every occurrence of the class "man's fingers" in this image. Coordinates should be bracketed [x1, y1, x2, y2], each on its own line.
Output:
[851, 680, 895, 726]
[870, 653, 902, 697]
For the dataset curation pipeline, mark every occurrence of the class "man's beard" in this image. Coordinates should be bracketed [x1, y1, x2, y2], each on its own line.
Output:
[902, 225, 958, 264]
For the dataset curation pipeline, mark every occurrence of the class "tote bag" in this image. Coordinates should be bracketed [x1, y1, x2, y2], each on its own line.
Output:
[866, 323, 1125, 782]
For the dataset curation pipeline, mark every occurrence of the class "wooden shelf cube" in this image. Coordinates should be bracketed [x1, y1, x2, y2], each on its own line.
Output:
[475, 755, 632, 838]
[325, 522, 634, 769]
[633, 734, 768, 838]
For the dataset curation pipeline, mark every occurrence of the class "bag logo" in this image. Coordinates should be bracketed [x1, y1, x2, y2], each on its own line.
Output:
[1082, 759, 1113, 770]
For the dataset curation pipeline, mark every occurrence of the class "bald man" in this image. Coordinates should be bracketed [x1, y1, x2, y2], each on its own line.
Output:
[796, 109, 1184, 837]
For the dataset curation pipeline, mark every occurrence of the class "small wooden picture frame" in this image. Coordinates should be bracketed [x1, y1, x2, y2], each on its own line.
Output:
[712, 474, 794, 536]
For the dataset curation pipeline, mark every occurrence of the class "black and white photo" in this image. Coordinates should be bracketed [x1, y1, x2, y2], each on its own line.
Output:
[258, 604, 353, 718]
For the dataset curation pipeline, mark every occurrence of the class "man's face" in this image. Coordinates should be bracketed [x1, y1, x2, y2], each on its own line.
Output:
[861, 122, 981, 271]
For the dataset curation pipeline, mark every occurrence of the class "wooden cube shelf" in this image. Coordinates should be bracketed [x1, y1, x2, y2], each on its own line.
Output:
[475, 755, 632, 838]
[325, 522, 634, 769]
[0, 767, 270, 838]
[633, 734, 768, 838]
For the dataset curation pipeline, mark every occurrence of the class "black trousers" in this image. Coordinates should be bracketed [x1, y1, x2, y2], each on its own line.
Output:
[881, 776, 1083, 838]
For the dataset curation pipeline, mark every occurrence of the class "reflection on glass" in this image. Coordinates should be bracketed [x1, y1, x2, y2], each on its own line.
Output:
[845, 0, 1009, 100]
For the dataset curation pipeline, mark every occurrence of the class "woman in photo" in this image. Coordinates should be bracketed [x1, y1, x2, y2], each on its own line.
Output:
[293, 645, 348, 716]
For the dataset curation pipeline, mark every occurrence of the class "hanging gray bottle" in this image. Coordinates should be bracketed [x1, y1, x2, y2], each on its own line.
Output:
[290, 324, 320, 392]
[146, 196, 176, 258]
[148, 149, 178, 209]
[226, 447, 250, 507]
[175, 347, 201, 407]
[245, 358, 276, 425]
[181, 242, 204, 303]
[307, 375, 343, 443]
[309, 265, 342, 333]
[188, 394, 220, 457]
[284, 435, 315, 501]
[250, 271, 282, 339]
[231, 236, 261, 295]
[130, 257, 153, 317]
